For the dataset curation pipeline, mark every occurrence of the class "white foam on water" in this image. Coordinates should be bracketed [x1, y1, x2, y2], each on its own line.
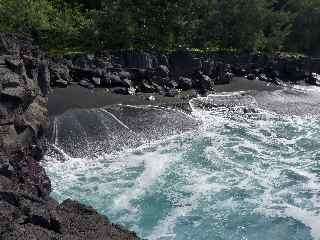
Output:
[100, 108, 131, 130]
[45, 94, 320, 240]
[113, 149, 177, 211]
[285, 207, 320, 240]
[207, 91, 251, 97]
[191, 100, 320, 237]
[292, 84, 320, 93]
[147, 171, 226, 240]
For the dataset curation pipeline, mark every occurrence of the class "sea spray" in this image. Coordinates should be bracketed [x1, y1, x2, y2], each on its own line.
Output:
[44, 92, 320, 240]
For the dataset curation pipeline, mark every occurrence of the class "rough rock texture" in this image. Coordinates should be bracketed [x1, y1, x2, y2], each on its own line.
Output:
[169, 51, 202, 78]
[0, 33, 139, 240]
[47, 49, 320, 98]
[0, 33, 42, 57]
[112, 50, 157, 69]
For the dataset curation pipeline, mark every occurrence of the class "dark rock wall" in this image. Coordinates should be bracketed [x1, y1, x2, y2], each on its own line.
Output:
[109, 50, 320, 78]
[0, 33, 139, 240]
[45, 48, 320, 99]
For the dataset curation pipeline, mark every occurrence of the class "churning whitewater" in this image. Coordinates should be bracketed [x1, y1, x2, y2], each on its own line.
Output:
[44, 89, 320, 240]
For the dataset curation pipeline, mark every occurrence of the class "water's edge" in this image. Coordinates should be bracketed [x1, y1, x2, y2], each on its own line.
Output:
[44, 89, 320, 240]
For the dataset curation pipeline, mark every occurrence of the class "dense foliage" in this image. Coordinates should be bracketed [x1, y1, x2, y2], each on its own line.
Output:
[0, 0, 319, 55]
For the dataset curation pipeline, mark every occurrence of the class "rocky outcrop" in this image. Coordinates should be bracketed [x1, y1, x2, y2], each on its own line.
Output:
[112, 50, 157, 69]
[48, 50, 320, 98]
[0, 33, 42, 57]
[0, 33, 139, 240]
[169, 51, 202, 78]
[191, 87, 320, 116]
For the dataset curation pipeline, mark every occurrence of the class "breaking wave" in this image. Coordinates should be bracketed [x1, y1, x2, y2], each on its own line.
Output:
[44, 90, 320, 240]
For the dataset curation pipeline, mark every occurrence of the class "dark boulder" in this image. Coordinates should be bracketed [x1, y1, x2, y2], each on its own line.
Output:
[0, 33, 41, 57]
[213, 62, 232, 85]
[92, 77, 101, 86]
[222, 72, 233, 85]
[150, 75, 170, 87]
[309, 58, 320, 73]
[156, 65, 170, 78]
[152, 83, 165, 94]
[0, 59, 51, 200]
[100, 73, 124, 88]
[246, 73, 255, 80]
[272, 77, 282, 85]
[5, 57, 26, 75]
[140, 80, 155, 93]
[79, 79, 89, 87]
[253, 68, 261, 75]
[21, 55, 40, 80]
[127, 68, 146, 81]
[113, 50, 156, 69]
[95, 58, 113, 69]
[37, 62, 50, 96]
[158, 54, 169, 66]
[0, 190, 139, 240]
[0, 66, 25, 89]
[284, 61, 305, 81]
[118, 70, 131, 80]
[259, 74, 271, 82]
[57, 199, 138, 239]
[270, 70, 280, 79]
[231, 64, 247, 77]
[49, 63, 72, 87]
[111, 87, 128, 95]
[1, 87, 29, 103]
[202, 60, 215, 76]
[167, 79, 179, 89]
[169, 51, 202, 77]
[54, 79, 69, 88]
[79, 79, 94, 89]
[306, 72, 320, 86]
[72, 54, 96, 69]
[22, 56, 53, 96]
[192, 71, 214, 91]
[70, 66, 104, 83]
[0, 159, 14, 179]
[57, 57, 73, 68]
[177, 77, 193, 90]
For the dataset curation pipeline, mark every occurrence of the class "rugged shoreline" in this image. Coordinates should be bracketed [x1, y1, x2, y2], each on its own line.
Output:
[0, 33, 139, 240]
[1, 33, 320, 239]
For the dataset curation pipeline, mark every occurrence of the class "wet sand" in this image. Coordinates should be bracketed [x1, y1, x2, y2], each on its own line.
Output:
[48, 77, 281, 116]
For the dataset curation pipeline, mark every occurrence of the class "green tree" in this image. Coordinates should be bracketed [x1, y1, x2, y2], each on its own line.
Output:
[0, 0, 90, 51]
[1, 0, 319, 55]
[286, 0, 320, 55]
[0, 0, 53, 34]
[212, 0, 269, 51]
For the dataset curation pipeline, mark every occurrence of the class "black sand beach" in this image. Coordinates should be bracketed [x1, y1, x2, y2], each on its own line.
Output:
[48, 77, 281, 116]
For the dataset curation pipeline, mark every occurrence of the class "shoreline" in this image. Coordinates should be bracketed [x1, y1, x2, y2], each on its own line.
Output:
[48, 77, 281, 116]
[1, 32, 319, 240]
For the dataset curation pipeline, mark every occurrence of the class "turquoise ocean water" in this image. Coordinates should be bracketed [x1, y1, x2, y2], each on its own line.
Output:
[45, 94, 320, 240]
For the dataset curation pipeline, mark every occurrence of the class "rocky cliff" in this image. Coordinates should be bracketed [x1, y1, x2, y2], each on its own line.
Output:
[0, 33, 138, 240]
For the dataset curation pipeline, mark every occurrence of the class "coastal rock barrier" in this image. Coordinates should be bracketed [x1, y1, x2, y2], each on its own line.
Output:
[0, 33, 138, 239]
[49, 48, 320, 96]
